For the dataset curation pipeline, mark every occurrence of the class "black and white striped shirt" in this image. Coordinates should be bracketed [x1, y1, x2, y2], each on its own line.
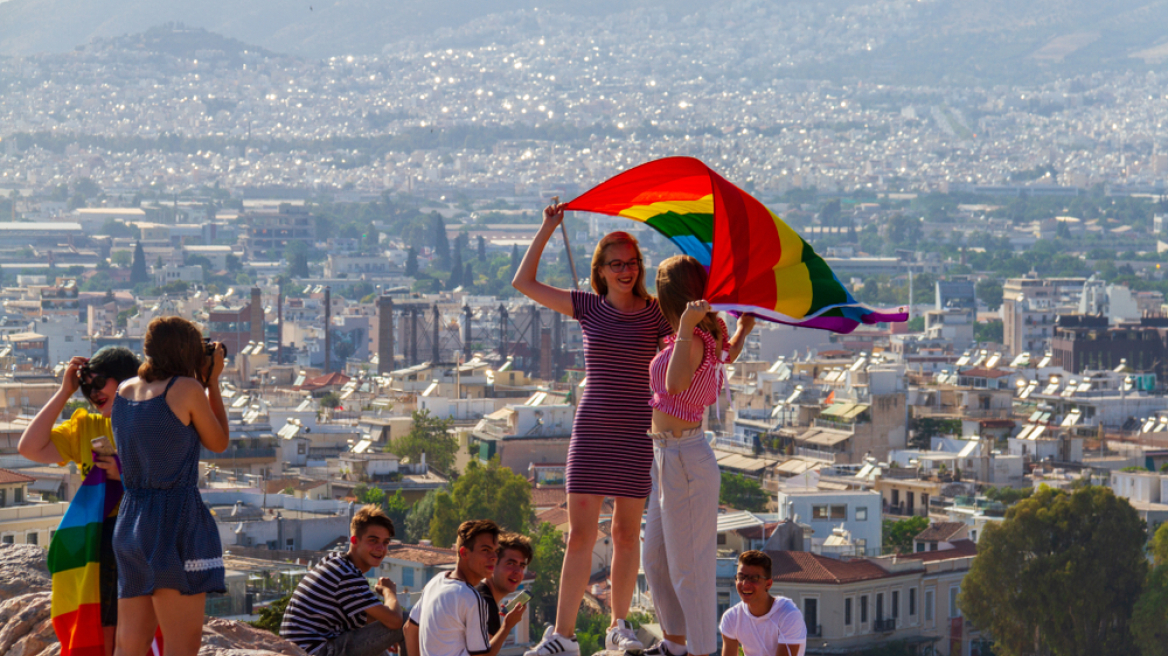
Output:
[280, 553, 383, 654]
[407, 573, 492, 656]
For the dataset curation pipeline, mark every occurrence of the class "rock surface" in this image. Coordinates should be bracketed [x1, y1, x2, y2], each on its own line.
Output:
[0, 545, 306, 656]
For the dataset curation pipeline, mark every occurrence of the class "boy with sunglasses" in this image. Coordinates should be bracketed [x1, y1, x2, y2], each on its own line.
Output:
[18, 346, 142, 656]
[717, 551, 805, 656]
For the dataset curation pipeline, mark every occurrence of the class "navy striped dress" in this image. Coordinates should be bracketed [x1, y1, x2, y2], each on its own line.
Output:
[569, 290, 673, 498]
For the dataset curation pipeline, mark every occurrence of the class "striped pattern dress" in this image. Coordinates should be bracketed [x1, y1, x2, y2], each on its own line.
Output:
[568, 290, 673, 498]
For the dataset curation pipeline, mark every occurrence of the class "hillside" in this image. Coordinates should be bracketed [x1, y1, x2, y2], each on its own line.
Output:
[0, 0, 1166, 84]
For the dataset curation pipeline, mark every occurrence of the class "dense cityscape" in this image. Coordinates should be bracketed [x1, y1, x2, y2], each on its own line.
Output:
[1, 5, 1168, 656]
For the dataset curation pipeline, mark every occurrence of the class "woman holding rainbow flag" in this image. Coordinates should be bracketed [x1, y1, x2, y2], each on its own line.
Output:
[19, 347, 142, 656]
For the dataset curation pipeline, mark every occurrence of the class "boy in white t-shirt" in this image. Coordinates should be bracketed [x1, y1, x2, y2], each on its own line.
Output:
[405, 520, 528, 656]
[718, 551, 806, 656]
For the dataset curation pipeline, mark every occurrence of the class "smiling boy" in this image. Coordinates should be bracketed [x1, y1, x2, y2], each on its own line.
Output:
[280, 505, 405, 656]
[718, 551, 806, 656]
[477, 533, 533, 646]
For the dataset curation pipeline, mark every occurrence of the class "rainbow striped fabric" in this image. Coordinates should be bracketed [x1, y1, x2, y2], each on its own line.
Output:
[48, 457, 122, 656]
[564, 157, 907, 333]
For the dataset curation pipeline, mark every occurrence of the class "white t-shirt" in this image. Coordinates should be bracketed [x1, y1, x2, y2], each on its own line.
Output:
[719, 596, 807, 656]
[408, 573, 492, 656]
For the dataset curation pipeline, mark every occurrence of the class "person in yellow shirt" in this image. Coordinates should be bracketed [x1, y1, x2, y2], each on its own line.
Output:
[19, 346, 142, 656]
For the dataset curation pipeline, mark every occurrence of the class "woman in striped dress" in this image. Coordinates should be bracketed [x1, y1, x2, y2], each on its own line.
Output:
[642, 255, 754, 656]
[513, 203, 672, 656]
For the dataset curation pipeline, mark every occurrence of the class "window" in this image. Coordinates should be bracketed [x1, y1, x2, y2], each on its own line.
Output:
[1, 535, 12, 545]
[717, 533, 727, 545]
[804, 598, 818, 634]
[0, 489, 5, 507]
[892, 590, 900, 619]
[949, 587, 961, 618]
[860, 595, 868, 623]
[286, 538, 295, 551]
[25, 532, 37, 546]
[909, 588, 917, 616]
[14, 487, 22, 504]
[916, 542, 925, 552]
[813, 505, 830, 520]
[402, 566, 415, 588]
[876, 593, 884, 621]
[925, 590, 934, 622]
[855, 506, 868, 521]
[845, 598, 853, 626]
[830, 505, 847, 520]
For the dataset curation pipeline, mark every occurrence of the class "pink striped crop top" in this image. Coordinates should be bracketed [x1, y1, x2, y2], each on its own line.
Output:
[649, 319, 729, 423]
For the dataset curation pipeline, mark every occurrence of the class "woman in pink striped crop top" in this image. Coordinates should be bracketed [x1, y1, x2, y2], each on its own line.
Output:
[641, 255, 754, 656]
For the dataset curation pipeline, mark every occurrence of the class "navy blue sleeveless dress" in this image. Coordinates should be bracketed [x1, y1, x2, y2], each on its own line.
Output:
[112, 377, 225, 597]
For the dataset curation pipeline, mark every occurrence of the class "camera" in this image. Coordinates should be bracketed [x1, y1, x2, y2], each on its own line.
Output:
[204, 338, 229, 359]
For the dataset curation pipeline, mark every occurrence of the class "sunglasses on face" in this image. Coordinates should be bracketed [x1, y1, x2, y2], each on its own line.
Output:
[606, 259, 641, 273]
[79, 366, 108, 402]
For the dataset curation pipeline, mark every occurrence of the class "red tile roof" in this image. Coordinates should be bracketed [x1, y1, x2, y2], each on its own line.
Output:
[385, 543, 458, 567]
[898, 539, 978, 563]
[0, 468, 36, 484]
[914, 522, 967, 543]
[299, 372, 351, 391]
[767, 551, 916, 584]
[532, 486, 567, 508]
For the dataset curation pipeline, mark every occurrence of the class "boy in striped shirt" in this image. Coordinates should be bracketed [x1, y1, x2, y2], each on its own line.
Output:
[280, 505, 406, 656]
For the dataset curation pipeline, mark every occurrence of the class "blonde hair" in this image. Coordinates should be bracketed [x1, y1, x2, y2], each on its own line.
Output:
[590, 232, 650, 300]
[656, 255, 721, 339]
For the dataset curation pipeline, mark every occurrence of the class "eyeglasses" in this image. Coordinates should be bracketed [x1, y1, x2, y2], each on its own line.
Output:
[79, 366, 108, 401]
[735, 574, 769, 584]
[606, 259, 641, 273]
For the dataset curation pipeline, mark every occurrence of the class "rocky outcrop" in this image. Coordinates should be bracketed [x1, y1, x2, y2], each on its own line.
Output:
[0, 545, 305, 656]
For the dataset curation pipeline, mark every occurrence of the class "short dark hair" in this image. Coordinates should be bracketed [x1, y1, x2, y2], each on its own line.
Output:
[497, 532, 533, 564]
[456, 519, 500, 552]
[738, 550, 772, 579]
[88, 346, 141, 383]
[351, 504, 395, 539]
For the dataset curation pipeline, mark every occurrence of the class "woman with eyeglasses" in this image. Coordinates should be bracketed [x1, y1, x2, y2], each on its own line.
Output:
[18, 346, 142, 656]
[111, 316, 229, 656]
[513, 203, 673, 656]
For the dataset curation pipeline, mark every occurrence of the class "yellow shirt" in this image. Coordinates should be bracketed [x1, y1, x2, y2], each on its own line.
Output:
[50, 408, 115, 478]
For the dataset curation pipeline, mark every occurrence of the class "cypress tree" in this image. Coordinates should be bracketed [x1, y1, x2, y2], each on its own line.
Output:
[130, 241, 149, 284]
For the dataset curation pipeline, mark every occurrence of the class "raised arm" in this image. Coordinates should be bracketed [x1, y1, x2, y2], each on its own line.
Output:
[183, 345, 229, 453]
[664, 301, 710, 395]
[725, 315, 755, 364]
[511, 203, 574, 317]
[18, 356, 85, 464]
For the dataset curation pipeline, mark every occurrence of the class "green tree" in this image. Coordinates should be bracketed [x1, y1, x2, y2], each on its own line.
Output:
[976, 278, 1004, 310]
[353, 485, 412, 540]
[405, 247, 419, 277]
[720, 473, 769, 512]
[527, 522, 566, 628]
[319, 391, 342, 409]
[509, 244, 521, 280]
[248, 593, 292, 634]
[130, 241, 149, 285]
[285, 241, 310, 278]
[388, 409, 458, 475]
[981, 486, 1033, 507]
[1152, 522, 1168, 566]
[477, 235, 486, 262]
[1132, 564, 1168, 656]
[961, 485, 1147, 656]
[429, 457, 532, 548]
[405, 489, 439, 543]
[882, 516, 928, 554]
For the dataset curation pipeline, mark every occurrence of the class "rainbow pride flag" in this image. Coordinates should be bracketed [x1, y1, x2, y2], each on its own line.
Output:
[48, 457, 123, 656]
[564, 157, 907, 333]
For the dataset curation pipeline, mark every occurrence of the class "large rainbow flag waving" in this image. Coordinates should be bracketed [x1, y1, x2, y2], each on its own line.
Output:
[48, 458, 122, 656]
[563, 157, 907, 333]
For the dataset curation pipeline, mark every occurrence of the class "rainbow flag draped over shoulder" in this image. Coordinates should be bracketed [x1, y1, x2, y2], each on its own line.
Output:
[48, 457, 122, 656]
[564, 157, 907, 333]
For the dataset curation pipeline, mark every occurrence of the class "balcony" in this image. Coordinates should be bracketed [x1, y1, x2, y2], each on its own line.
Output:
[874, 618, 896, 633]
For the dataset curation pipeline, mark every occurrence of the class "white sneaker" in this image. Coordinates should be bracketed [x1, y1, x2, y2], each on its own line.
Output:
[605, 620, 644, 652]
[525, 626, 580, 656]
